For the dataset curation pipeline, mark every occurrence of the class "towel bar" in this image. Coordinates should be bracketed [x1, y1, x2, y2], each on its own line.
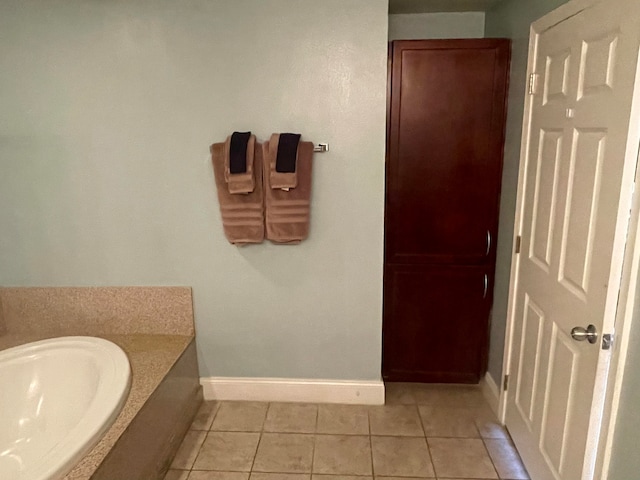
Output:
[313, 143, 329, 153]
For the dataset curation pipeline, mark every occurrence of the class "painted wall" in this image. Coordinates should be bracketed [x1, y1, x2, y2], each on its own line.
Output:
[389, 12, 485, 40]
[0, 0, 389, 380]
[484, 0, 569, 383]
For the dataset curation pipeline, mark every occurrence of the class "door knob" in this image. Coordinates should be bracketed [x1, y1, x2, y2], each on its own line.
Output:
[571, 324, 598, 344]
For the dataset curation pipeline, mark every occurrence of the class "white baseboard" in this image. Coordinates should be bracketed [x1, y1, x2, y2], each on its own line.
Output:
[200, 377, 385, 405]
[481, 372, 501, 416]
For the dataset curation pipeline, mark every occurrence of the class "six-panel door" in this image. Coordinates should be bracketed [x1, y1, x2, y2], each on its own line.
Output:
[505, 1, 640, 478]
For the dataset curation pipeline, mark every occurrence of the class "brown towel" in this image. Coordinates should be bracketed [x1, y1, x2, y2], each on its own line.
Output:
[269, 133, 298, 190]
[263, 139, 313, 244]
[224, 134, 256, 194]
[212, 141, 264, 245]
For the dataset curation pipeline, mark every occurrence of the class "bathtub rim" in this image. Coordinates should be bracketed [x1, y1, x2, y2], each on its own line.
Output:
[0, 336, 131, 480]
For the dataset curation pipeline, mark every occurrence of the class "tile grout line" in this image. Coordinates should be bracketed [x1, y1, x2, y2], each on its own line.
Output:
[248, 401, 270, 474]
[480, 435, 502, 480]
[368, 405, 375, 478]
[417, 403, 439, 479]
[473, 411, 502, 480]
[209, 400, 222, 429]
[189, 429, 210, 474]
[474, 397, 508, 480]
[310, 403, 319, 478]
[203, 430, 467, 437]
[181, 401, 221, 477]
[309, 404, 320, 480]
[248, 430, 263, 475]
[415, 402, 426, 438]
[263, 402, 272, 434]
[191, 401, 223, 473]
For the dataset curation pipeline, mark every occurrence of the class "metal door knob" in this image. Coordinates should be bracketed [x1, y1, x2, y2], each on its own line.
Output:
[571, 324, 598, 344]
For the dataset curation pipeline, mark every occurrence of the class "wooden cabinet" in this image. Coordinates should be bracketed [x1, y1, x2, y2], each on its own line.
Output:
[383, 39, 510, 383]
[384, 265, 492, 383]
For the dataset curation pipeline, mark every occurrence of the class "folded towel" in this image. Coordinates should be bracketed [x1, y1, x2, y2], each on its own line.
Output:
[224, 132, 256, 194]
[269, 133, 301, 190]
[263, 138, 313, 244]
[212, 140, 264, 245]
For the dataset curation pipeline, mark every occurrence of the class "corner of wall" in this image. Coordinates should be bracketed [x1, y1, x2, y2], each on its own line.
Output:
[480, 372, 501, 416]
[483, 0, 504, 38]
[483, 0, 570, 384]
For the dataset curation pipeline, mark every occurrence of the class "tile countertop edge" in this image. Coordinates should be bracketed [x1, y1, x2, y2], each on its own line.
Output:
[0, 333, 195, 480]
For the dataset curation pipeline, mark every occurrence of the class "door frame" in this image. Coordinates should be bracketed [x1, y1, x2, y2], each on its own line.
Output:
[498, 0, 640, 478]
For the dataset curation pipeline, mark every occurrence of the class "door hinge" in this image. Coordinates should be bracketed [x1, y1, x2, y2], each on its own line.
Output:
[528, 73, 539, 95]
[515, 236, 522, 254]
[503, 374, 509, 391]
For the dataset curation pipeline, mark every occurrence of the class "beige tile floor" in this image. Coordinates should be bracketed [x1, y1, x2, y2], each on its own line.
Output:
[165, 383, 529, 480]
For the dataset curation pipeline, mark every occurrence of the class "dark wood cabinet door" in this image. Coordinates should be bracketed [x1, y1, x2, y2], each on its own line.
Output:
[385, 39, 510, 266]
[383, 265, 492, 383]
[383, 39, 510, 383]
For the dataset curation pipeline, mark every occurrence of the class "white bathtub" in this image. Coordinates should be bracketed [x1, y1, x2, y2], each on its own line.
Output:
[0, 337, 131, 480]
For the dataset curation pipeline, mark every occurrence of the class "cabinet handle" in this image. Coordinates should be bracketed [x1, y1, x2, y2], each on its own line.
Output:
[486, 230, 491, 256]
[483, 274, 488, 299]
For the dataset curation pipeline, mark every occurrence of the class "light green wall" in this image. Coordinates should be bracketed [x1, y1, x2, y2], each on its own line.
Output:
[388, 12, 485, 40]
[484, 0, 569, 383]
[0, 0, 389, 380]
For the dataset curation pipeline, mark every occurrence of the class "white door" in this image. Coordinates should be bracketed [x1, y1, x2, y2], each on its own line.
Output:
[505, 0, 640, 479]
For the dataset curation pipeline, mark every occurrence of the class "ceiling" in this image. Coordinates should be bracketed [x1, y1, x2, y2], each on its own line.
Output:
[389, 0, 503, 13]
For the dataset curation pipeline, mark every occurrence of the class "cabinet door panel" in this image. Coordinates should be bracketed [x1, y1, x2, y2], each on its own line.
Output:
[385, 39, 510, 265]
[383, 265, 491, 383]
